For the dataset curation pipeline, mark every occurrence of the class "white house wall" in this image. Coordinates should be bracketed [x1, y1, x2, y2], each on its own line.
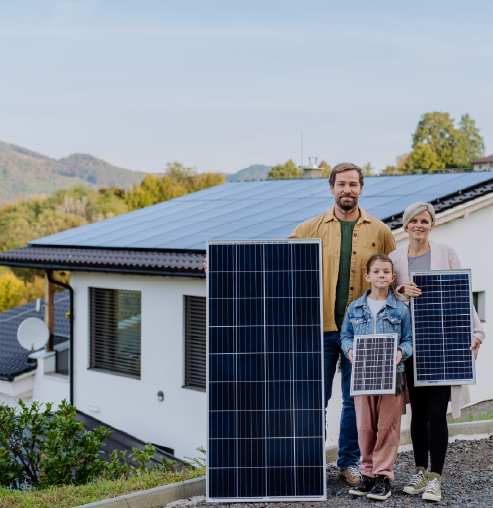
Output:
[71, 272, 207, 460]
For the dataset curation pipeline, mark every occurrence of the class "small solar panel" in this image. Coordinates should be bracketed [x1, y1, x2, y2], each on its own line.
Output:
[206, 239, 326, 502]
[350, 334, 397, 396]
[411, 269, 475, 387]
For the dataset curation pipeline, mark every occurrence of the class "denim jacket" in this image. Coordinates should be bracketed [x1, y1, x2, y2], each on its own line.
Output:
[340, 290, 413, 373]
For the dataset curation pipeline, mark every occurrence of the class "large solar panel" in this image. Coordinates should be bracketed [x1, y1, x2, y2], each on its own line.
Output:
[411, 269, 476, 387]
[350, 334, 397, 396]
[206, 239, 326, 502]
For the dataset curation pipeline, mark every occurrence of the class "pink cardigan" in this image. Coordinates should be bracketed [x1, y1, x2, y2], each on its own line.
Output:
[389, 240, 485, 419]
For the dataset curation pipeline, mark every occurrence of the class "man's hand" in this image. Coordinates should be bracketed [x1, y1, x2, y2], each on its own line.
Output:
[348, 349, 353, 364]
[403, 281, 421, 298]
[471, 338, 481, 360]
[203, 259, 207, 273]
[396, 350, 403, 366]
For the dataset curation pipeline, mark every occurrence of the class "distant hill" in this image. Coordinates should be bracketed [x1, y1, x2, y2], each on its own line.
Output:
[224, 164, 272, 182]
[0, 141, 146, 203]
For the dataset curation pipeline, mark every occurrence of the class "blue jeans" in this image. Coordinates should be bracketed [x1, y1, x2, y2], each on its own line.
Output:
[324, 330, 360, 471]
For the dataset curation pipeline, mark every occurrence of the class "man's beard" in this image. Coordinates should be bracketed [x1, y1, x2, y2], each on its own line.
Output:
[336, 194, 358, 211]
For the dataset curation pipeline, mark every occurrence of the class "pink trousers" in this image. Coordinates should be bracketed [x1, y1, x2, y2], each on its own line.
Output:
[355, 394, 403, 481]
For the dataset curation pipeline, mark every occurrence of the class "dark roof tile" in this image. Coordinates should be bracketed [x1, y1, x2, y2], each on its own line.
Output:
[0, 247, 205, 276]
[0, 291, 70, 380]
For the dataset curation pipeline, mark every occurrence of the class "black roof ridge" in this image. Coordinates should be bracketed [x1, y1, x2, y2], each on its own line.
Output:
[382, 176, 493, 230]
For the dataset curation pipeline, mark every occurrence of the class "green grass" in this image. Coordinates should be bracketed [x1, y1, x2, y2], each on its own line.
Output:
[449, 410, 493, 424]
[0, 468, 205, 508]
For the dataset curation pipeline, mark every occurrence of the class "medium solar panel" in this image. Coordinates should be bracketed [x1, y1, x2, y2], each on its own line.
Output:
[207, 239, 326, 502]
[350, 334, 398, 396]
[411, 269, 476, 387]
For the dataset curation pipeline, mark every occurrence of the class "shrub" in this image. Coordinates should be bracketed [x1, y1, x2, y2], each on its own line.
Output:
[0, 400, 113, 489]
[104, 445, 178, 480]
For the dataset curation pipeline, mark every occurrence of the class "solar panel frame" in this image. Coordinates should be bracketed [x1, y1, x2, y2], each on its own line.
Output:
[410, 269, 476, 387]
[350, 334, 398, 396]
[206, 239, 326, 502]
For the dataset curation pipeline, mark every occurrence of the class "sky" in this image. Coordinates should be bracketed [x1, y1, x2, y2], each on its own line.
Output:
[0, 0, 492, 174]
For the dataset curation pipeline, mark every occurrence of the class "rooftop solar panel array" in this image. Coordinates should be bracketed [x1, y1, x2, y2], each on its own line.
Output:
[350, 334, 397, 396]
[411, 270, 475, 386]
[207, 240, 326, 501]
[29, 173, 493, 250]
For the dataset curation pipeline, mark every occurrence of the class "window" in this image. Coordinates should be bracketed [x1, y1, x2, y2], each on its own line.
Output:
[473, 291, 486, 322]
[89, 288, 142, 378]
[184, 296, 206, 390]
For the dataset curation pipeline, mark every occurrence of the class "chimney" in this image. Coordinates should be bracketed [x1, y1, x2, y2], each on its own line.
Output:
[301, 157, 323, 179]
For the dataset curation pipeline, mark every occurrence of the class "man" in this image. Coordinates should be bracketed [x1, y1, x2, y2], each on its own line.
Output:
[288, 162, 396, 486]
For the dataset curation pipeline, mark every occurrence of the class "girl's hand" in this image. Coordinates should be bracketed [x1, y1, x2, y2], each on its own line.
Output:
[396, 350, 403, 365]
[348, 349, 353, 364]
[203, 259, 207, 273]
[404, 281, 421, 298]
[470, 338, 481, 360]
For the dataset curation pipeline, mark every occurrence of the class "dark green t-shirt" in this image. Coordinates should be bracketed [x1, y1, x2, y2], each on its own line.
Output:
[335, 217, 359, 329]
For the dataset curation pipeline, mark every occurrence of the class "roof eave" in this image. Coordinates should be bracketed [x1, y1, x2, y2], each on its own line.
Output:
[382, 177, 493, 230]
[392, 191, 493, 241]
[0, 260, 205, 279]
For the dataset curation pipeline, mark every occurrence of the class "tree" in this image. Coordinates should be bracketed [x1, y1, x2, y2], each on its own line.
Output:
[361, 162, 375, 176]
[404, 143, 445, 172]
[125, 164, 225, 212]
[380, 165, 400, 176]
[0, 400, 113, 488]
[458, 113, 485, 166]
[268, 159, 300, 179]
[380, 154, 410, 176]
[407, 112, 485, 170]
[319, 161, 332, 178]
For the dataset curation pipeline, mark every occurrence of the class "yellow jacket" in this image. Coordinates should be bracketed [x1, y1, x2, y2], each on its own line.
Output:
[288, 206, 396, 331]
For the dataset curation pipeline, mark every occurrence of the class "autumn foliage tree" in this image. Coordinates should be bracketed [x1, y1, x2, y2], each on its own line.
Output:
[125, 162, 224, 211]
[405, 112, 485, 172]
[268, 159, 300, 179]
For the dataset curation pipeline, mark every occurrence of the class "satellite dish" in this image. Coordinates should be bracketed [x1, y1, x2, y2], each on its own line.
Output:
[17, 317, 50, 351]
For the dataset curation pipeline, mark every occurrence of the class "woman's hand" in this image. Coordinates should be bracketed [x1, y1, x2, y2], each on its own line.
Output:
[203, 259, 207, 273]
[403, 281, 422, 298]
[396, 350, 403, 365]
[348, 349, 353, 364]
[470, 338, 481, 360]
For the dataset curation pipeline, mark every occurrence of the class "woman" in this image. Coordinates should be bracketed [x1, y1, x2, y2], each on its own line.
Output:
[388, 202, 485, 503]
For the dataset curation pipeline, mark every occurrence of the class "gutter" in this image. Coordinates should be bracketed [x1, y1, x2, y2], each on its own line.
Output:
[46, 270, 75, 406]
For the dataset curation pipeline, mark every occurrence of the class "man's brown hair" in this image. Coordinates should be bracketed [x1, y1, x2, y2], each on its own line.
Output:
[366, 253, 393, 273]
[329, 162, 364, 187]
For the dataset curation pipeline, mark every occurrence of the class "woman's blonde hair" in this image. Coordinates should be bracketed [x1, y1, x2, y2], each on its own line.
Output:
[402, 202, 436, 231]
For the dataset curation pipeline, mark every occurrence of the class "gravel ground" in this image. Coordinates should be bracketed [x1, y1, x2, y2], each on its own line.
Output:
[159, 435, 493, 508]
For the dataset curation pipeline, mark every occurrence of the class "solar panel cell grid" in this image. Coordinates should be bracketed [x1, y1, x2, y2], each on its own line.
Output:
[411, 270, 475, 386]
[350, 334, 397, 396]
[207, 240, 326, 501]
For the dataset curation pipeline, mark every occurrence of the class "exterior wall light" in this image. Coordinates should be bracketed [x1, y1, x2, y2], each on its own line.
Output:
[157, 391, 164, 402]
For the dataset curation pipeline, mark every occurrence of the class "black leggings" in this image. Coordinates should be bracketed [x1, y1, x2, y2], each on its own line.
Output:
[405, 358, 451, 475]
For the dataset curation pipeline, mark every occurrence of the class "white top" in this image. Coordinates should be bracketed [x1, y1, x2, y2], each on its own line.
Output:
[366, 297, 386, 333]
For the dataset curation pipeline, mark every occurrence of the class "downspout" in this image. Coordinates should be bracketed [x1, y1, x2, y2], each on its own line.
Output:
[46, 270, 75, 407]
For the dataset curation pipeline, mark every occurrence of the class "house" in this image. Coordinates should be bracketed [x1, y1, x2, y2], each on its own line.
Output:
[0, 291, 70, 407]
[0, 172, 492, 457]
[472, 155, 493, 171]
